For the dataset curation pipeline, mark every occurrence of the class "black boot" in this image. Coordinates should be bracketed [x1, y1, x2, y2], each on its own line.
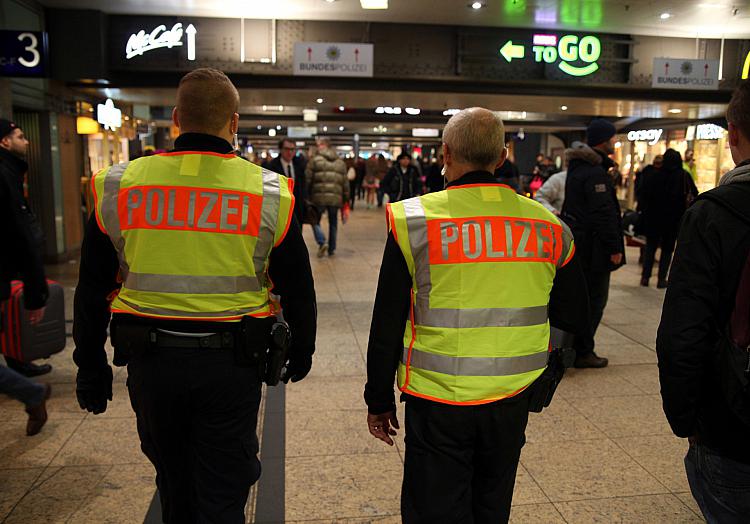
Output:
[5, 357, 52, 377]
[574, 352, 609, 369]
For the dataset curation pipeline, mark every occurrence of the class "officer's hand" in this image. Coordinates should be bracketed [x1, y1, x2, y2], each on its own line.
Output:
[367, 411, 400, 446]
[610, 253, 623, 266]
[281, 355, 312, 384]
[76, 365, 113, 415]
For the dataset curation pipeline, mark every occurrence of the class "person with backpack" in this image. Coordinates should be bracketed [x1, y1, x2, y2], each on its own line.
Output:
[657, 81, 750, 521]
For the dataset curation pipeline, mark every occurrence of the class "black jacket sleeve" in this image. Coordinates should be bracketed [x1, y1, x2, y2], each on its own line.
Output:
[365, 232, 412, 415]
[656, 201, 721, 438]
[585, 171, 623, 255]
[268, 216, 317, 361]
[73, 214, 121, 372]
[549, 255, 590, 339]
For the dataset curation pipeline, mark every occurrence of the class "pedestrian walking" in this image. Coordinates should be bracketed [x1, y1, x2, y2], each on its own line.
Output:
[305, 137, 348, 257]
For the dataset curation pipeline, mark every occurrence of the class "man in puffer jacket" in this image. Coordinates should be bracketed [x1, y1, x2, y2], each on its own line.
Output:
[561, 120, 625, 370]
[305, 137, 349, 257]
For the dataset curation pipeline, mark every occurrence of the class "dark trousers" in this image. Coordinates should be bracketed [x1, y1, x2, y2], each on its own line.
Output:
[377, 187, 385, 207]
[127, 347, 262, 524]
[574, 270, 611, 356]
[312, 206, 339, 254]
[402, 393, 530, 524]
[642, 232, 677, 282]
[686, 444, 750, 523]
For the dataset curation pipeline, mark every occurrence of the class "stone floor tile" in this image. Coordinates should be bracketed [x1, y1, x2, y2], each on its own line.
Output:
[607, 364, 661, 394]
[675, 492, 703, 518]
[96, 381, 136, 419]
[594, 325, 638, 346]
[525, 398, 605, 443]
[307, 353, 367, 378]
[50, 417, 148, 466]
[285, 376, 367, 412]
[509, 503, 566, 523]
[513, 464, 549, 505]
[614, 435, 690, 492]
[69, 463, 156, 523]
[554, 494, 703, 523]
[286, 410, 402, 457]
[3, 465, 110, 524]
[595, 344, 658, 366]
[286, 516, 401, 523]
[0, 419, 82, 468]
[0, 381, 85, 423]
[285, 453, 403, 521]
[570, 395, 672, 438]
[0, 468, 44, 520]
[556, 369, 644, 400]
[521, 439, 667, 502]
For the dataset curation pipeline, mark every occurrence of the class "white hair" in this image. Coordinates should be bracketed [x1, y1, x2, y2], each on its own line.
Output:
[443, 108, 505, 168]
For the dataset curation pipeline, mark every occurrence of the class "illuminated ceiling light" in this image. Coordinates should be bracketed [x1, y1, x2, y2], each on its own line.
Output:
[560, 105, 568, 111]
[323, 126, 328, 132]
[521, 111, 527, 119]
[615, 141, 622, 148]
[268, 129, 277, 137]
[339, 126, 345, 131]
[316, 98, 324, 104]
[256, 125, 262, 130]
[325, 0, 337, 3]
[668, 108, 682, 114]
[278, 105, 284, 111]
[470, 1, 483, 9]
[360, 0, 388, 9]
[443, 108, 460, 116]
[375, 107, 386, 114]
[405, 107, 421, 115]
[338, 105, 345, 111]
[262, 105, 268, 111]
[660, 12, 672, 19]
[372, 142, 377, 147]
[276, 125, 282, 130]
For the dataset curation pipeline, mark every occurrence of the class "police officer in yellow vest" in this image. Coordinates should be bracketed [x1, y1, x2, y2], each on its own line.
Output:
[365, 108, 589, 523]
[73, 69, 316, 523]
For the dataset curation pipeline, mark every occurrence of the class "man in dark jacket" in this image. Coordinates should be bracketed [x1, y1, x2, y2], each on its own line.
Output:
[267, 137, 307, 223]
[657, 82, 750, 521]
[561, 120, 625, 369]
[0, 118, 51, 435]
[383, 153, 422, 202]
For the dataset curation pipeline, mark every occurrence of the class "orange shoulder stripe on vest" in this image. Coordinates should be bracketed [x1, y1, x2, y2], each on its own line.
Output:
[156, 150, 237, 159]
[446, 183, 514, 191]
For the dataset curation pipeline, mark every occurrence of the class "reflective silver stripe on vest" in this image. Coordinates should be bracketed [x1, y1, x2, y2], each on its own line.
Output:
[414, 299, 549, 328]
[402, 198, 432, 297]
[252, 170, 282, 289]
[100, 162, 131, 279]
[403, 347, 549, 377]
[116, 296, 270, 318]
[125, 272, 261, 295]
[402, 197, 548, 329]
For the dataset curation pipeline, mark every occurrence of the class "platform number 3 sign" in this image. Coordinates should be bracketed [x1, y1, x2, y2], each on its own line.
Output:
[0, 30, 48, 77]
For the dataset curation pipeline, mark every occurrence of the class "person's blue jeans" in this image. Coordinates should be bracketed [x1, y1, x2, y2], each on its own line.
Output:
[312, 206, 338, 254]
[685, 443, 750, 523]
[0, 364, 46, 407]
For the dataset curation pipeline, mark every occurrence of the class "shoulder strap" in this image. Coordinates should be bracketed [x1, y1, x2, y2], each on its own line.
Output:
[697, 184, 750, 228]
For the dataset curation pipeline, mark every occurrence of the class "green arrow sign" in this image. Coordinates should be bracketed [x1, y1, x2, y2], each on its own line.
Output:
[500, 40, 525, 63]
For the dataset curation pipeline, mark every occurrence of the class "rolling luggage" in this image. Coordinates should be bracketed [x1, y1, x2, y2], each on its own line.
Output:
[1, 280, 66, 362]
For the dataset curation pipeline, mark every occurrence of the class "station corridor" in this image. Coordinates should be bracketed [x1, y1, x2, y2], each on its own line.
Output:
[0, 206, 704, 523]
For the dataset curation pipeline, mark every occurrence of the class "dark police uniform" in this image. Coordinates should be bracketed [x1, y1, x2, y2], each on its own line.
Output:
[73, 133, 316, 523]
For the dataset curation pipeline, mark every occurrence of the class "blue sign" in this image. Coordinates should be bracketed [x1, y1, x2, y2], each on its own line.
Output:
[0, 30, 48, 77]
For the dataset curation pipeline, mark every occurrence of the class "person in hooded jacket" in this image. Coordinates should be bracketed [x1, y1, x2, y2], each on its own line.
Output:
[561, 119, 625, 369]
[305, 137, 349, 257]
[638, 149, 697, 288]
[383, 153, 422, 203]
[657, 80, 750, 523]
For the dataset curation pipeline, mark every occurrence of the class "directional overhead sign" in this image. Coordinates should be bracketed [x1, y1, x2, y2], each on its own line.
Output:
[293, 42, 374, 77]
[498, 33, 602, 77]
[652, 58, 719, 90]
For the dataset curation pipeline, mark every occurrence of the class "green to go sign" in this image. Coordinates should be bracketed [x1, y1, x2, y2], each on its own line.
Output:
[500, 34, 602, 77]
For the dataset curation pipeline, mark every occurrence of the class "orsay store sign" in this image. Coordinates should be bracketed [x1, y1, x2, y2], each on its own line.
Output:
[0, 30, 48, 77]
[500, 33, 602, 77]
[627, 129, 664, 145]
[293, 42, 374, 77]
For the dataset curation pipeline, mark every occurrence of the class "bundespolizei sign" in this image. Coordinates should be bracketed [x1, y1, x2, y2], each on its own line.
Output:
[652, 58, 720, 90]
[293, 43, 374, 77]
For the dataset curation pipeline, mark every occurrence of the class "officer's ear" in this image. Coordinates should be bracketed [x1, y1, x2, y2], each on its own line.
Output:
[442, 143, 451, 166]
[172, 107, 180, 129]
[495, 147, 508, 170]
[230, 113, 240, 135]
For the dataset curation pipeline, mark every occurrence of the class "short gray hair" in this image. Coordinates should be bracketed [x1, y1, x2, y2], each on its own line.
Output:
[443, 108, 505, 168]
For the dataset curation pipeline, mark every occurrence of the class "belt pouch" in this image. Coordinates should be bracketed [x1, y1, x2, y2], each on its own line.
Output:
[237, 316, 274, 367]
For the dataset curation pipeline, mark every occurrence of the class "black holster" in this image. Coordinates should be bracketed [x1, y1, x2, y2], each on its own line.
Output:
[265, 321, 291, 386]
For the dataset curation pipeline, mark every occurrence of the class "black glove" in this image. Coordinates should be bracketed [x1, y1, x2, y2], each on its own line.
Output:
[76, 365, 113, 414]
[281, 355, 312, 384]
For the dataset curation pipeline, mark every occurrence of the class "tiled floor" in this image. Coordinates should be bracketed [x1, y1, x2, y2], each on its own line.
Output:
[0, 204, 703, 523]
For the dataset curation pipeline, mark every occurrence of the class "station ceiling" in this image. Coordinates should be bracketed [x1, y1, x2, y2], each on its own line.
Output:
[39, 0, 750, 39]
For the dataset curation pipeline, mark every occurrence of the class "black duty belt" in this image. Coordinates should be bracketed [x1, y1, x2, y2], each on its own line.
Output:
[151, 329, 236, 349]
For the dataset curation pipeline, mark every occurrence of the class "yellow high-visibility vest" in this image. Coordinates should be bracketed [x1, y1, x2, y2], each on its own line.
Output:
[387, 182, 575, 405]
[92, 151, 295, 321]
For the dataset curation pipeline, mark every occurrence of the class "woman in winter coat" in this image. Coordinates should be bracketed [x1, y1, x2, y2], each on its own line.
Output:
[638, 148, 698, 287]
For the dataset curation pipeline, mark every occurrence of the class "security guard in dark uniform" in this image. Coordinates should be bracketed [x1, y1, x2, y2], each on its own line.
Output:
[73, 68, 316, 523]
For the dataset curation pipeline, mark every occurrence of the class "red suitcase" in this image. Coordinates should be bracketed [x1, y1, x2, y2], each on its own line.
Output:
[1, 280, 66, 362]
